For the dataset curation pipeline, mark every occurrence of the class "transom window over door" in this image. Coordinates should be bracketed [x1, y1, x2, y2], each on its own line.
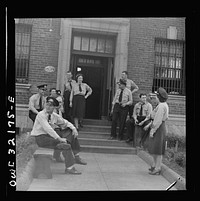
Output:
[153, 38, 185, 95]
[72, 30, 116, 57]
[15, 23, 32, 83]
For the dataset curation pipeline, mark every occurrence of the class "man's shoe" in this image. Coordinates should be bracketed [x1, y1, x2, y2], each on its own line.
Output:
[65, 167, 81, 175]
[75, 156, 87, 165]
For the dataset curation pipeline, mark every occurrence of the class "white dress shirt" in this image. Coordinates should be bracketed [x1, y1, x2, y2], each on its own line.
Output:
[30, 109, 76, 139]
[29, 93, 46, 113]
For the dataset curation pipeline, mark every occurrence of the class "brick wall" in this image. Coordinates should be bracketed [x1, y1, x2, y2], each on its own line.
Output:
[16, 18, 61, 104]
[127, 18, 185, 115]
[28, 18, 61, 94]
[16, 84, 31, 104]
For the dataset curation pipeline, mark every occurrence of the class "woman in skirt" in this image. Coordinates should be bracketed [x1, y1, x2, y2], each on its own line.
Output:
[146, 87, 169, 175]
[69, 74, 92, 130]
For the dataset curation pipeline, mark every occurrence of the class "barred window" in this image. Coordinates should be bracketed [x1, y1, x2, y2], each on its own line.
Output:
[15, 23, 32, 83]
[152, 38, 185, 95]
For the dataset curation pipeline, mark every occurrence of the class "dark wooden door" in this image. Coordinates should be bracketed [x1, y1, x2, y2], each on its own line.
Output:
[79, 66, 103, 119]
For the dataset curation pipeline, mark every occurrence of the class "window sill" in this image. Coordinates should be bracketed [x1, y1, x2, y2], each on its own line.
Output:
[16, 83, 31, 89]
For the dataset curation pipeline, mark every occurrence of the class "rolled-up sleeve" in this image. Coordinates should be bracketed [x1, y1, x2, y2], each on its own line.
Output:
[56, 115, 76, 130]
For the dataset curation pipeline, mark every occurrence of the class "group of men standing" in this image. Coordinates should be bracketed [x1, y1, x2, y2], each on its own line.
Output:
[109, 70, 154, 149]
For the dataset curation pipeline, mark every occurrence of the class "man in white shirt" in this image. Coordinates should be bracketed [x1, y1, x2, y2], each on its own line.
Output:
[109, 79, 132, 140]
[132, 93, 153, 148]
[31, 96, 87, 175]
[63, 71, 76, 123]
[121, 71, 139, 117]
[28, 84, 47, 123]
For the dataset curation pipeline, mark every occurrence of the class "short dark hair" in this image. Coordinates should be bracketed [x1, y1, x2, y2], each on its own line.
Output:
[49, 88, 56, 92]
[139, 93, 147, 98]
[122, 71, 128, 75]
[76, 73, 83, 80]
[66, 70, 72, 74]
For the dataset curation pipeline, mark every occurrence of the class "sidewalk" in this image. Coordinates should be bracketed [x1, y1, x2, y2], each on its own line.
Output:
[28, 152, 176, 191]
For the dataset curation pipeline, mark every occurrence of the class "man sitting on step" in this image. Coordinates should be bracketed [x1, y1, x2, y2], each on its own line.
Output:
[30, 96, 87, 175]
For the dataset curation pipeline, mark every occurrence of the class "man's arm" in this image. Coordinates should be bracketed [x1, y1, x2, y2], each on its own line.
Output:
[131, 81, 139, 94]
[36, 113, 61, 140]
[111, 90, 119, 113]
[29, 95, 39, 114]
[138, 103, 153, 126]
[56, 115, 78, 137]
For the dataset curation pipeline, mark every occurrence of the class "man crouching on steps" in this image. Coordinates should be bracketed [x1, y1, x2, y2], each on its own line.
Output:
[30, 96, 87, 175]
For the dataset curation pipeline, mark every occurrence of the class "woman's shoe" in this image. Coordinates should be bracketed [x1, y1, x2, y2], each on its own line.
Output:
[148, 166, 155, 172]
[149, 168, 161, 175]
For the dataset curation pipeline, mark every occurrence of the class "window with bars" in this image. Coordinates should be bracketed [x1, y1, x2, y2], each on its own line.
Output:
[152, 38, 185, 95]
[15, 23, 32, 83]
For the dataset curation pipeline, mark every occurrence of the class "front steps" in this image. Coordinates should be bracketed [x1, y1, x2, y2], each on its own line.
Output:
[79, 119, 136, 154]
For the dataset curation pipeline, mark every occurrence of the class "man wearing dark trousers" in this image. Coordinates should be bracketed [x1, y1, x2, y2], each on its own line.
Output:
[109, 79, 132, 141]
[125, 117, 136, 144]
[31, 96, 86, 175]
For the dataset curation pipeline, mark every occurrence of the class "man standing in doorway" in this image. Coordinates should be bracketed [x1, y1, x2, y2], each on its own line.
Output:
[63, 71, 76, 123]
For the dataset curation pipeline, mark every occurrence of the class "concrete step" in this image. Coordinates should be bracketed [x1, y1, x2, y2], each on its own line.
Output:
[78, 137, 132, 148]
[80, 144, 136, 154]
[78, 131, 110, 139]
[80, 125, 111, 133]
[82, 119, 112, 126]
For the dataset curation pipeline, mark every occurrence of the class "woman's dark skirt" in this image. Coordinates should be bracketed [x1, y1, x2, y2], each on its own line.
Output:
[72, 94, 85, 118]
[148, 121, 166, 155]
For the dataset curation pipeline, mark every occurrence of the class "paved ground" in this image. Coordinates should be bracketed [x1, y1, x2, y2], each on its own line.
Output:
[28, 152, 176, 191]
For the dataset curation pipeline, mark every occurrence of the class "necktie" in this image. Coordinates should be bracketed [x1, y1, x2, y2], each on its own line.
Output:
[139, 103, 144, 116]
[119, 89, 123, 103]
[79, 84, 82, 92]
[39, 96, 42, 110]
[48, 114, 51, 123]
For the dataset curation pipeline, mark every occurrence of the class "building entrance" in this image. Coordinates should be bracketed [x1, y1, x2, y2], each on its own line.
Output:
[70, 54, 114, 119]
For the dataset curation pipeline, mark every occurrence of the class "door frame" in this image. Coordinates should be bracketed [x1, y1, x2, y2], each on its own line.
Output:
[70, 54, 111, 119]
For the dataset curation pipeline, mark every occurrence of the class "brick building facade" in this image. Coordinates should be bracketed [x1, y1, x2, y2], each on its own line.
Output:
[15, 18, 185, 129]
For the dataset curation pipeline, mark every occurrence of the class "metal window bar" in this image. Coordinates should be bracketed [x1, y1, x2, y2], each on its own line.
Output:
[15, 23, 32, 83]
[153, 38, 185, 95]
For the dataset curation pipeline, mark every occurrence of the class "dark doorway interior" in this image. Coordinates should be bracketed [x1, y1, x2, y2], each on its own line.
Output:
[71, 54, 113, 119]
[75, 65, 104, 119]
